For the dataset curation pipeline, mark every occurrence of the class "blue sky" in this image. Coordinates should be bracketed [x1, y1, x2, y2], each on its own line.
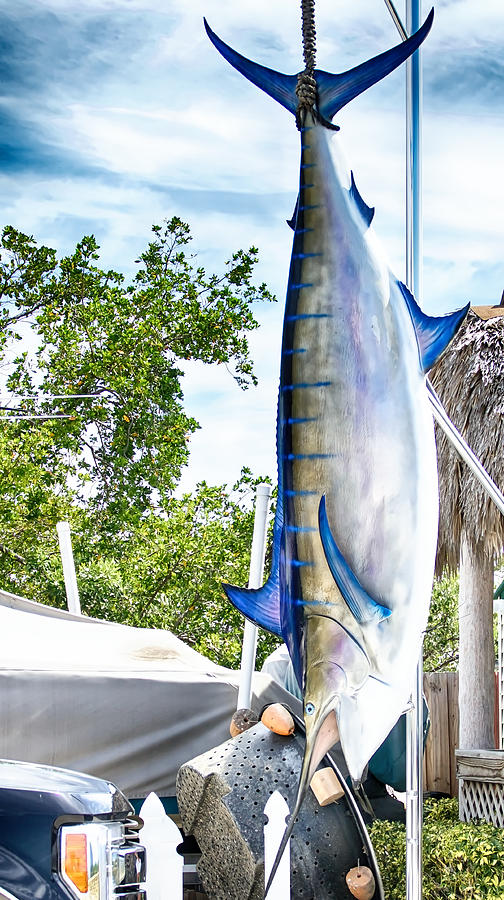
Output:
[1, 0, 503, 492]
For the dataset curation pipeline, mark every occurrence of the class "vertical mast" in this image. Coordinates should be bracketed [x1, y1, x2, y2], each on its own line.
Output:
[406, 1, 424, 897]
[383, 1, 424, 897]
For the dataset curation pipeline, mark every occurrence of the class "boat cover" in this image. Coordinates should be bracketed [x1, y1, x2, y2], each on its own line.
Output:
[0, 589, 297, 798]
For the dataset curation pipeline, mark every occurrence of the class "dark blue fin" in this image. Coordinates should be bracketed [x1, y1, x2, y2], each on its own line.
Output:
[204, 19, 298, 115]
[224, 481, 284, 638]
[318, 496, 391, 625]
[287, 195, 299, 230]
[316, 10, 433, 121]
[397, 280, 470, 372]
[205, 11, 433, 124]
[223, 578, 282, 637]
[349, 171, 374, 227]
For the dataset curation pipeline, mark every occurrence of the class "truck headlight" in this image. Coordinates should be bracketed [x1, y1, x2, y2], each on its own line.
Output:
[59, 822, 145, 899]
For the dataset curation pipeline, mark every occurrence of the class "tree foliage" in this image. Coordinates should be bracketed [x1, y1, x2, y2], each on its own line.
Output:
[0, 221, 468, 675]
[1, 220, 274, 528]
[423, 571, 459, 672]
[0, 220, 279, 668]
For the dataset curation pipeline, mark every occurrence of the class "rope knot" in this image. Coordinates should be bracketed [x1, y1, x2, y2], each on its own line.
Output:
[296, 0, 317, 129]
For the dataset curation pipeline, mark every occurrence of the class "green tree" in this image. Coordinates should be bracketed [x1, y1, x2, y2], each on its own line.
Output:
[423, 571, 459, 672]
[1, 220, 274, 528]
[0, 220, 277, 668]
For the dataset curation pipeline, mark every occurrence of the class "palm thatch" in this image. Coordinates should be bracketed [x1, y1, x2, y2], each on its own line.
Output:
[430, 305, 504, 573]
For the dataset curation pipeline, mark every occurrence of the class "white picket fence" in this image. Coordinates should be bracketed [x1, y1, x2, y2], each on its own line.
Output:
[139, 789, 291, 898]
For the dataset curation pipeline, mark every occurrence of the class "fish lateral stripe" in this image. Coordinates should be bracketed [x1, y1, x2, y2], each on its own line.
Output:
[285, 452, 336, 461]
[282, 348, 308, 356]
[286, 490, 318, 497]
[286, 313, 330, 321]
[282, 381, 332, 390]
[318, 496, 392, 625]
[286, 525, 317, 533]
[285, 417, 318, 424]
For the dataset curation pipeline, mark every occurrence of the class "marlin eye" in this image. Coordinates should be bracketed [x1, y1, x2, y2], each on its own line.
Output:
[305, 702, 316, 716]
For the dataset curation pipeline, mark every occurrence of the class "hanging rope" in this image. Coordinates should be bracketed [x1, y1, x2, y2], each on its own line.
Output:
[295, 0, 318, 128]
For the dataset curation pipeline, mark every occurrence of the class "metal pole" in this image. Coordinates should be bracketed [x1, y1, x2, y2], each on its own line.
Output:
[406, 0, 422, 302]
[383, 1, 504, 522]
[56, 521, 81, 615]
[237, 483, 272, 710]
[427, 381, 504, 518]
[382, 0, 424, 894]
[404, 0, 424, 895]
[382, 7, 503, 898]
[405, 0, 423, 896]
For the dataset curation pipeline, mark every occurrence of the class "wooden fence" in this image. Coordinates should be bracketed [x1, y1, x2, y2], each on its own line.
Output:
[423, 671, 499, 797]
[423, 672, 459, 796]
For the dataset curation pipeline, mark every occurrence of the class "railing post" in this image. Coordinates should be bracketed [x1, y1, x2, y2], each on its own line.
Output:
[264, 791, 290, 898]
[140, 792, 183, 900]
[56, 521, 81, 615]
[237, 482, 272, 710]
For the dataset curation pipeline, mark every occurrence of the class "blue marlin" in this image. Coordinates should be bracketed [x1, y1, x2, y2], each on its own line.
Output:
[206, 11, 468, 883]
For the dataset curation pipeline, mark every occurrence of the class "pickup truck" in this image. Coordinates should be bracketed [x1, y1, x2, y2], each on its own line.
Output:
[0, 758, 146, 900]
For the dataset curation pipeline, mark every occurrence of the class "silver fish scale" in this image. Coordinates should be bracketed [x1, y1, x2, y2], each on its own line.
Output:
[176, 722, 375, 900]
[279, 117, 438, 780]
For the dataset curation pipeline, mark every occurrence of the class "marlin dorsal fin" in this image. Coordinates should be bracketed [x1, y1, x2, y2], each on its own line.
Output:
[349, 172, 374, 228]
[204, 11, 434, 124]
[397, 280, 469, 372]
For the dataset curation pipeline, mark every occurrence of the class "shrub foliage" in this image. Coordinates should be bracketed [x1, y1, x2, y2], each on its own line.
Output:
[369, 799, 504, 900]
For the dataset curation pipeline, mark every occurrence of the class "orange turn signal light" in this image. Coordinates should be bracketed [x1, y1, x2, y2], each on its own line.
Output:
[64, 832, 89, 893]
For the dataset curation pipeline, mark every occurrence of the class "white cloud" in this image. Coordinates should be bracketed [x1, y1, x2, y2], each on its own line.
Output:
[3, 0, 503, 493]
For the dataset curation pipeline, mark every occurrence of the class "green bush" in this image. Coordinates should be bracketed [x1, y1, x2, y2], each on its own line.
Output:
[369, 798, 504, 899]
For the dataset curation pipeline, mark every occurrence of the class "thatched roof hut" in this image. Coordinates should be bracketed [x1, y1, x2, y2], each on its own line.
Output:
[429, 301, 504, 750]
[431, 304, 504, 573]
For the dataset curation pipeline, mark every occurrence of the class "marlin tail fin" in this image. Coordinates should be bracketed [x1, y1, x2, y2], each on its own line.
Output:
[204, 11, 433, 124]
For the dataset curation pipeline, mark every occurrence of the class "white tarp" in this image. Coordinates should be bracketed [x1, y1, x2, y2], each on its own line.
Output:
[0, 590, 296, 798]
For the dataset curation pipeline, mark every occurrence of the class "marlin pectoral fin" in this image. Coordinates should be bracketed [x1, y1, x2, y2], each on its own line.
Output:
[223, 579, 282, 636]
[397, 280, 470, 372]
[349, 172, 374, 228]
[318, 496, 391, 625]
